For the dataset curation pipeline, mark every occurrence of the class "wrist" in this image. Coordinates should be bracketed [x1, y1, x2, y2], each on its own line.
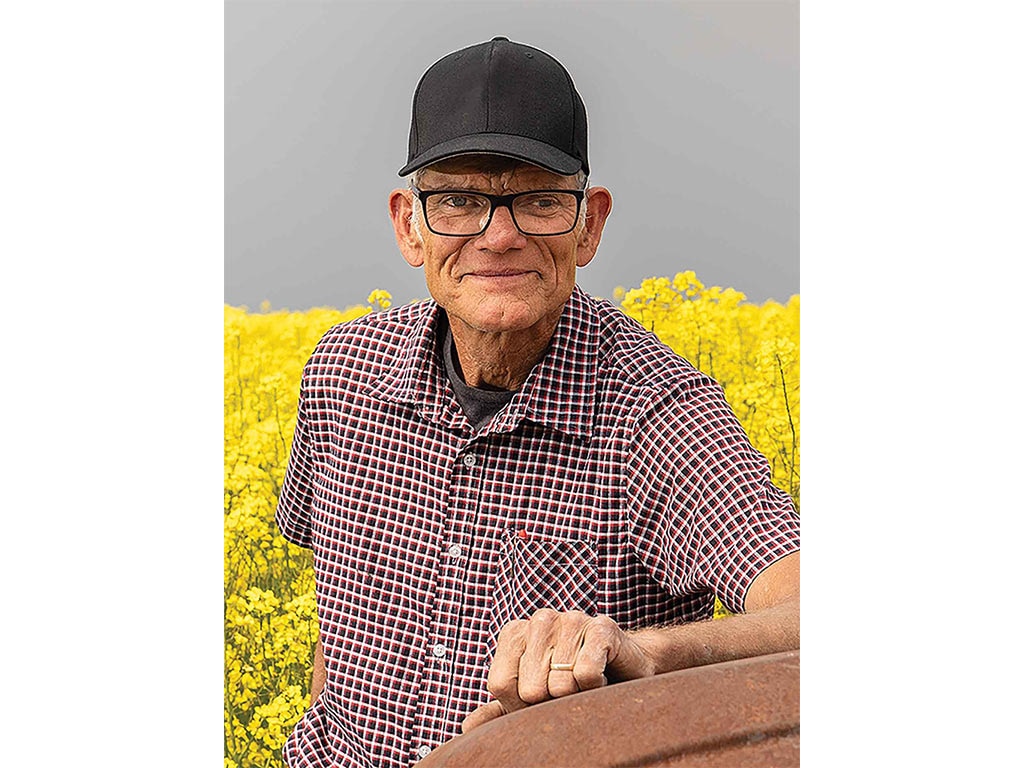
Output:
[628, 624, 715, 675]
[627, 628, 669, 675]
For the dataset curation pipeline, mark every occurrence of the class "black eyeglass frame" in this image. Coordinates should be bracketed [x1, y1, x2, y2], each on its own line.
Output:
[410, 186, 586, 237]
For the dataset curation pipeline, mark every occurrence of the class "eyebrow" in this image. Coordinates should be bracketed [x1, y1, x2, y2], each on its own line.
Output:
[424, 184, 493, 192]
[419, 180, 576, 193]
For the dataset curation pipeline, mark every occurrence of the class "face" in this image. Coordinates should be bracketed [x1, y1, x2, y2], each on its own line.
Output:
[389, 157, 612, 337]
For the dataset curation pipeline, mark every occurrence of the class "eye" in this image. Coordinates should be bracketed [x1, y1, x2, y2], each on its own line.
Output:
[437, 194, 485, 211]
[528, 195, 558, 209]
[518, 193, 571, 215]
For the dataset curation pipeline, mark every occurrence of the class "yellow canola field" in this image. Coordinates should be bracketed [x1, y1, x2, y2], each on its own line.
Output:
[224, 275, 798, 767]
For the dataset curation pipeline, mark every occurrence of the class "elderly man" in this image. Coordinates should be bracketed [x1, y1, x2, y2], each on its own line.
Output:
[275, 37, 799, 768]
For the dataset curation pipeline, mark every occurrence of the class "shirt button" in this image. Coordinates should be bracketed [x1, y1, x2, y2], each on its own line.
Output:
[462, 453, 477, 467]
[432, 643, 447, 658]
[415, 745, 432, 760]
[448, 543, 463, 558]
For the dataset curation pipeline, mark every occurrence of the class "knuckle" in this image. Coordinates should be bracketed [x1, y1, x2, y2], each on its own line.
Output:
[588, 614, 620, 639]
[574, 666, 607, 691]
[497, 619, 527, 643]
[517, 680, 549, 705]
[559, 609, 589, 631]
[530, 607, 559, 626]
[486, 673, 516, 699]
[547, 677, 577, 699]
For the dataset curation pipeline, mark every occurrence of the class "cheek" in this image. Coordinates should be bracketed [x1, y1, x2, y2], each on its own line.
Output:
[554, 247, 581, 279]
[422, 246, 464, 290]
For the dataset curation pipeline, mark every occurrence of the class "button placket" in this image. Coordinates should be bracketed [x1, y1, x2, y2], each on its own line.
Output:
[413, 440, 483, 750]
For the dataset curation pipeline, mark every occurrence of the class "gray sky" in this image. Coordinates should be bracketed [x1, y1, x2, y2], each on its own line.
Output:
[226, 0, 798, 311]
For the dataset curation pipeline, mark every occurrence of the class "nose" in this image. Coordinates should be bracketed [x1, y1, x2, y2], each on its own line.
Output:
[477, 203, 526, 251]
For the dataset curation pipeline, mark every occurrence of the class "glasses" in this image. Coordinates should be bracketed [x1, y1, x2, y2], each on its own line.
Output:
[411, 186, 585, 237]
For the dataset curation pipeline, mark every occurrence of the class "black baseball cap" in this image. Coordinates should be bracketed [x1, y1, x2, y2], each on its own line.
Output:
[398, 37, 589, 177]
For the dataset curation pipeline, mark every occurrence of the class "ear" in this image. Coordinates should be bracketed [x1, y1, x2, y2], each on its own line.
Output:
[389, 189, 425, 268]
[575, 186, 612, 268]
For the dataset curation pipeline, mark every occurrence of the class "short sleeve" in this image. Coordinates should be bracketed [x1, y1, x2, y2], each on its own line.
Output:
[625, 376, 800, 614]
[275, 367, 318, 550]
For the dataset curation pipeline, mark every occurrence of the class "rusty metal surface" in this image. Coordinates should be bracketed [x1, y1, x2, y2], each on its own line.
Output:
[417, 650, 799, 768]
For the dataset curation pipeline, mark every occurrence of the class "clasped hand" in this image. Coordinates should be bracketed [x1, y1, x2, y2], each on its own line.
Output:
[461, 608, 655, 733]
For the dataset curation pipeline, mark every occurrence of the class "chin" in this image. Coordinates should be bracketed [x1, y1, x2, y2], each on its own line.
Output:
[457, 297, 544, 334]
[470, 310, 538, 334]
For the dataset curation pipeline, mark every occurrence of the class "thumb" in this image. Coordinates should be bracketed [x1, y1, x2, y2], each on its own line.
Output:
[461, 700, 507, 733]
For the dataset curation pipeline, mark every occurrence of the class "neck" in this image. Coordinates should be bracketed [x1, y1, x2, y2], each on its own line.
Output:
[448, 312, 562, 390]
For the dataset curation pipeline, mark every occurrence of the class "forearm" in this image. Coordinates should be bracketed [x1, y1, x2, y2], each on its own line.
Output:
[629, 596, 799, 675]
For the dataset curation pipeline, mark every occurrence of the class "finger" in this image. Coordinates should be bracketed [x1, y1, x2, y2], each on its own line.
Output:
[487, 620, 530, 716]
[573, 618, 614, 691]
[577, 615, 654, 687]
[547, 665, 582, 698]
[547, 612, 589, 698]
[461, 700, 506, 733]
[516, 608, 562, 704]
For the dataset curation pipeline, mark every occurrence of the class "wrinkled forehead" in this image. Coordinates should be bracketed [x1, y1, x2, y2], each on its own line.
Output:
[416, 154, 579, 191]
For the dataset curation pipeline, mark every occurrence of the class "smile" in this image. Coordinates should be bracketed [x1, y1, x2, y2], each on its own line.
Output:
[462, 270, 536, 280]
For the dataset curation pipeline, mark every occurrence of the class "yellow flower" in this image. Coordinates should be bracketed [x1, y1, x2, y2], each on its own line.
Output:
[366, 289, 393, 310]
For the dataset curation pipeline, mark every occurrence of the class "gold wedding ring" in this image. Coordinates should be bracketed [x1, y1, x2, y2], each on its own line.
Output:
[549, 661, 575, 671]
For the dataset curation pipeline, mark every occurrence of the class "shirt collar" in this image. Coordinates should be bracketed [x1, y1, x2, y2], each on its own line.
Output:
[366, 286, 599, 441]
[364, 301, 465, 430]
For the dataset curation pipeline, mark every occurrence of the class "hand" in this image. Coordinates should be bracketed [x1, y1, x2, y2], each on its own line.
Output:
[461, 608, 655, 733]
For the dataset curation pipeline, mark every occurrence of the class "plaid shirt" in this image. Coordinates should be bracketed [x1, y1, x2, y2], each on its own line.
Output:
[276, 286, 799, 767]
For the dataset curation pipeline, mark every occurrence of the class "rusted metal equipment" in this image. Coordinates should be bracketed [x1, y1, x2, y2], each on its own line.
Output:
[418, 650, 799, 767]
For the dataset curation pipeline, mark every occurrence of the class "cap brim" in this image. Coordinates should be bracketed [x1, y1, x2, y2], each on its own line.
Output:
[398, 133, 583, 177]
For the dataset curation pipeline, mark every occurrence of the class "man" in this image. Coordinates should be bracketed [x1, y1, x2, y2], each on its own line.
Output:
[275, 37, 799, 767]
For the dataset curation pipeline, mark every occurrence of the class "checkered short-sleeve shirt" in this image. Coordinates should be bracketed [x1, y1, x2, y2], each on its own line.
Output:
[275, 286, 800, 767]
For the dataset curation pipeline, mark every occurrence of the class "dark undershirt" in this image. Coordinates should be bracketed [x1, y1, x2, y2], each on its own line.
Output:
[440, 313, 516, 432]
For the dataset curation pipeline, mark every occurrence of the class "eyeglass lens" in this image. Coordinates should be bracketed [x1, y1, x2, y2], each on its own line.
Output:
[423, 191, 579, 236]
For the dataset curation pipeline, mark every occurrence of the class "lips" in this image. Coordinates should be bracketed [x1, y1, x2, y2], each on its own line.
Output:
[462, 269, 535, 279]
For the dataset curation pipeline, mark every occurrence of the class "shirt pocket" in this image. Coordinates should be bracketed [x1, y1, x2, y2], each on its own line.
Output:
[489, 529, 598, 643]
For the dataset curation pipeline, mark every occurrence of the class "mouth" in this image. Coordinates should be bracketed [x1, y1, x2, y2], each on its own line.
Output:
[461, 269, 536, 280]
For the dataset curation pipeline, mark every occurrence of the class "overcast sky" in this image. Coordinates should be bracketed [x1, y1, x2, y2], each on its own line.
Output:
[226, 0, 798, 311]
